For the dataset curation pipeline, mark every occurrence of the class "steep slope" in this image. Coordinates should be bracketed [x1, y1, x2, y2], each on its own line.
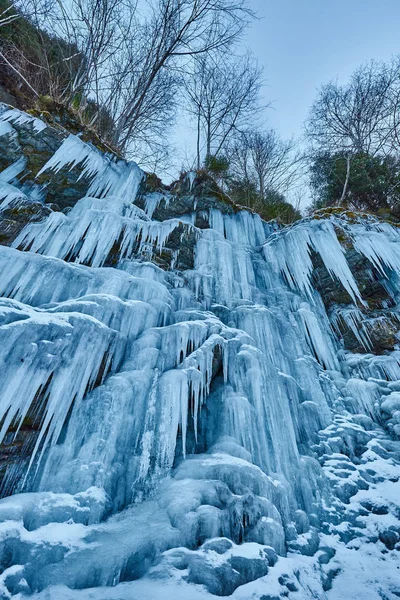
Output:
[0, 104, 399, 600]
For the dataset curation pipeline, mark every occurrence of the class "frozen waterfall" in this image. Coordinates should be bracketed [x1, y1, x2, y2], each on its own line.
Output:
[0, 109, 399, 600]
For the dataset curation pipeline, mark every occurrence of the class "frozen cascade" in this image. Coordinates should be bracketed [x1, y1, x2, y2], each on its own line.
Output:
[35, 134, 144, 200]
[13, 195, 191, 268]
[0, 129, 399, 598]
[262, 218, 363, 304]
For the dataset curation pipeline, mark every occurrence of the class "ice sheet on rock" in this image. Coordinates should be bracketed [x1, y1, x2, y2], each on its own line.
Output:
[0, 107, 47, 133]
[35, 312, 319, 519]
[0, 496, 182, 596]
[47, 294, 162, 336]
[35, 318, 231, 503]
[380, 391, 400, 436]
[67, 195, 150, 221]
[263, 219, 363, 304]
[346, 350, 400, 382]
[143, 192, 170, 218]
[190, 229, 259, 307]
[0, 298, 122, 475]
[0, 246, 174, 309]
[13, 198, 188, 267]
[118, 258, 167, 283]
[36, 134, 144, 200]
[0, 486, 109, 528]
[208, 208, 272, 247]
[0, 158, 400, 600]
[345, 378, 382, 420]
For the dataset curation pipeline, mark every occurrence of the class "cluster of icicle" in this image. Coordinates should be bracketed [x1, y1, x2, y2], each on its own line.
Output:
[0, 106, 399, 599]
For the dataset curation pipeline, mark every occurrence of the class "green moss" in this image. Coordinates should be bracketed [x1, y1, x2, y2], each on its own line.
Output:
[145, 172, 163, 192]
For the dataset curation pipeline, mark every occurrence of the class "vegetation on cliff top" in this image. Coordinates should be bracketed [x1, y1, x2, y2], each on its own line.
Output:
[2, 2, 400, 222]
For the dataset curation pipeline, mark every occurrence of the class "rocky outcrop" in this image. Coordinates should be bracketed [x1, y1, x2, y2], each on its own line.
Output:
[0, 104, 240, 272]
[0, 199, 52, 246]
[310, 216, 400, 354]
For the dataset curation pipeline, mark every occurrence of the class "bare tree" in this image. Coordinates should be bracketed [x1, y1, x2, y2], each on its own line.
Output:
[0, 0, 54, 97]
[0, 0, 50, 28]
[1, 0, 254, 165]
[307, 61, 395, 154]
[183, 51, 263, 167]
[110, 0, 254, 152]
[227, 129, 303, 201]
[306, 60, 397, 203]
[48, 0, 134, 110]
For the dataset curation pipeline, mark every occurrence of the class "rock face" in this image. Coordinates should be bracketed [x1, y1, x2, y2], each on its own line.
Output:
[0, 105, 399, 600]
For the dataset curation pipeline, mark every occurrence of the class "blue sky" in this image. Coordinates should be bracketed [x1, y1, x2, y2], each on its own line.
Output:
[246, 0, 400, 141]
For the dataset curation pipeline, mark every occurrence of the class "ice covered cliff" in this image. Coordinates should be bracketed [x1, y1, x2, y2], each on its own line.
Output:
[0, 104, 399, 600]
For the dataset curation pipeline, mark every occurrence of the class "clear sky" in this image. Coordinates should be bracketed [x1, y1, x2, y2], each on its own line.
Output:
[246, 0, 400, 141]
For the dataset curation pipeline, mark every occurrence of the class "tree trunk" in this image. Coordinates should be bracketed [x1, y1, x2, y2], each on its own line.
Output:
[196, 108, 201, 169]
[259, 173, 264, 200]
[206, 117, 211, 158]
[339, 154, 351, 206]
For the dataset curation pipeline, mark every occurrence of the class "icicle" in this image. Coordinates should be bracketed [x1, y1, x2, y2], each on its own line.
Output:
[350, 221, 400, 278]
[0, 157, 26, 183]
[0, 300, 121, 478]
[13, 197, 189, 268]
[297, 303, 338, 369]
[187, 171, 196, 191]
[143, 192, 170, 218]
[208, 208, 271, 246]
[0, 107, 47, 133]
[0, 182, 27, 210]
[331, 306, 373, 351]
[36, 134, 144, 200]
[263, 219, 363, 304]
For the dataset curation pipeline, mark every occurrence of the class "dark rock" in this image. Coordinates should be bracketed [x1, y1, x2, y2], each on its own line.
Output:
[0, 87, 17, 106]
[186, 557, 242, 596]
[379, 529, 399, 550]
[360, 501, 389, 515]
[0, 105, 102, 210]
[322, 567, 341, 592]
[278, 574, 298, 592]
[0, 200, 52, 246]
[202, 538, 232, 554]
[229, 556, 269, 583]
[137, 170, 239, 224]
[335, 481, 360, 504]
[318, 546, 336, 564]
[263, 546, 278, 566]
[312, 247, 392, 311]
[287, 528, 320, 556]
